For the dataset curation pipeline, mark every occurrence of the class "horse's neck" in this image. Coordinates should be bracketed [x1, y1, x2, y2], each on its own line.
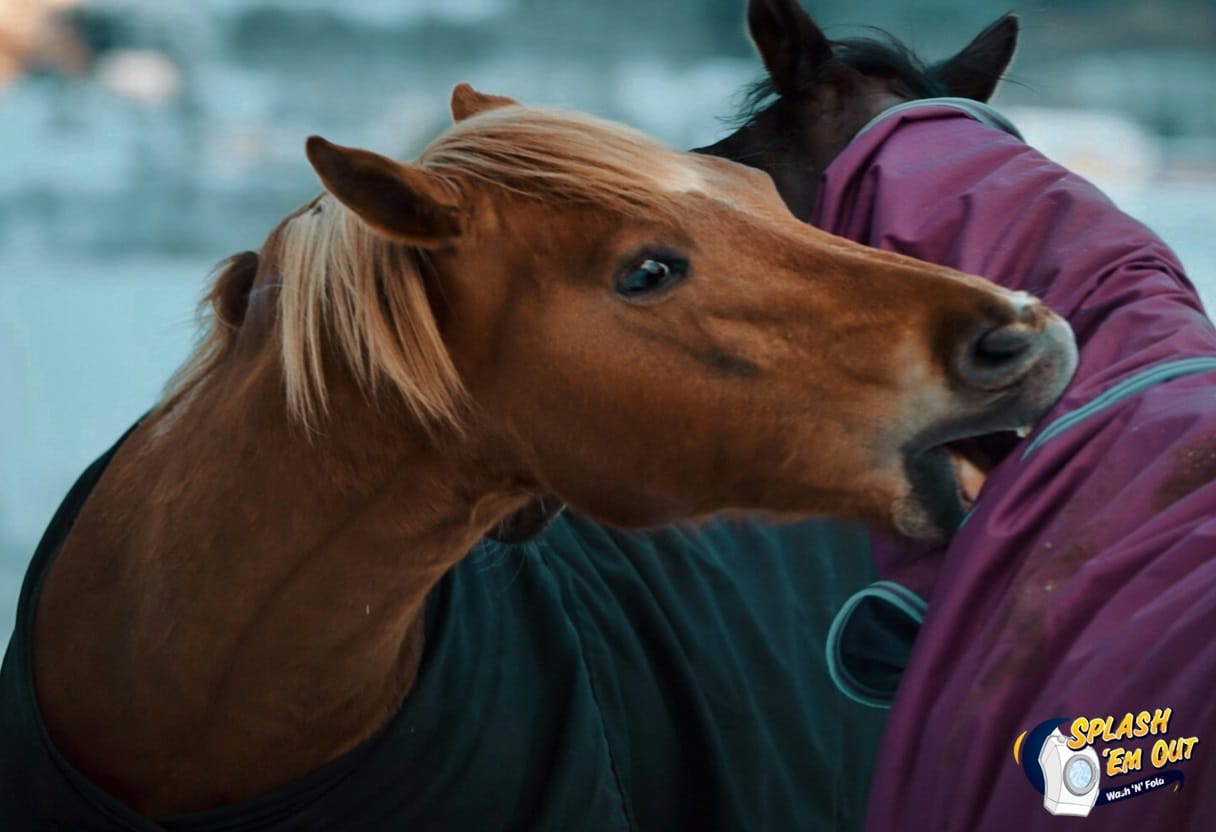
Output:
[32, 361, 521, 815]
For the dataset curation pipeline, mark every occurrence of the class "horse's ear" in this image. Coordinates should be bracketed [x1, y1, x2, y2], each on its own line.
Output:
[933, 14, 1019, 102]
[451, 82, 519, 122]
[747, 0, 834, 96]
[305, 136, 462, 246]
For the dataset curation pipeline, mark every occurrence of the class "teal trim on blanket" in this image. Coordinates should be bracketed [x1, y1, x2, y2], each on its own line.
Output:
[826, 582, 928, 710]
[868, 581, 928, 615]
[1022, 357, 1216, 460]
[856, 97, 1024, 143]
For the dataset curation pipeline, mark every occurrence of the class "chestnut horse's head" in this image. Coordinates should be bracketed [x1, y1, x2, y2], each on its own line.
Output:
[696, 0, 1020, 221]
[193, 85, 1073, 541]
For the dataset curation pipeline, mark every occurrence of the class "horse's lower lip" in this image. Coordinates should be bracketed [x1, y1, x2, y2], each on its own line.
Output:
[901, 442, 990, 538]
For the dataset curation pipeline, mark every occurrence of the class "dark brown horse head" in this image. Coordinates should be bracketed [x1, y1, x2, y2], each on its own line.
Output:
[695, 0, 1019, 221]
[283, 87, 1074, 541]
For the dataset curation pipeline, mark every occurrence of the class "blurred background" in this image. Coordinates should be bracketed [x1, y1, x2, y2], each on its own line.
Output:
[2, 0, 1214, 638]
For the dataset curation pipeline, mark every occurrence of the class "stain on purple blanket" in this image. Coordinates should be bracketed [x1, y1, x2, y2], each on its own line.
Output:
[1154, 434, 1216, 512]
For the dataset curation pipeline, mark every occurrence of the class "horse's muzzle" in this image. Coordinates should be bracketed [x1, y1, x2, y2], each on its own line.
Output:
[894, 294, 1077, 540]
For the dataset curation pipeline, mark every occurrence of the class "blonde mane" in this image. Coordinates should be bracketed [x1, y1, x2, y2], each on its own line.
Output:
[420, 105, 701, 210]
[168, 105, 699, 434]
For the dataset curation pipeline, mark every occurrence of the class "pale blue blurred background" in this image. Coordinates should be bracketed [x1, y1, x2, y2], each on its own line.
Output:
[2, 0, 1215, 640]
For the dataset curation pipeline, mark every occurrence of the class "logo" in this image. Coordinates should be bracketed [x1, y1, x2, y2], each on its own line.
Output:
[1013, 709, 1199, 817]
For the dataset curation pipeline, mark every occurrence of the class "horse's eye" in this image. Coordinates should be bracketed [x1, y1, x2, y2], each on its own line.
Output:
[618, 257, 688, 298]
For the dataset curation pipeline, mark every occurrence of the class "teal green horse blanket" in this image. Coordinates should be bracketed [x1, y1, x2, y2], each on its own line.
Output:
[1, 427, 885, 830]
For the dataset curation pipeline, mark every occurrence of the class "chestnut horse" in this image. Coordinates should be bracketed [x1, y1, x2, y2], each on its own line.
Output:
[707, 2, 1216, 830]
[506, 5, 1021, 538]
[4, 85, 1075, 824]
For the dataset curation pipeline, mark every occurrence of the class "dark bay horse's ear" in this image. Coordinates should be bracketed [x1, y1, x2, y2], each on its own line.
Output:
[747, 0, 834, 96]
[451, 82, 519, 122]
[305, 135, 462, 246]
[933, 14, 1019, 102]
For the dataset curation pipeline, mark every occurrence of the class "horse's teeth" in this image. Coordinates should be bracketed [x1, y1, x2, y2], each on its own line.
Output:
[1015, 426, 1031, 438]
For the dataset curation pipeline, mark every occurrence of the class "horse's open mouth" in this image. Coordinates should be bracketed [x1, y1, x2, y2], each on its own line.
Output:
[900, 435, 1013, 540]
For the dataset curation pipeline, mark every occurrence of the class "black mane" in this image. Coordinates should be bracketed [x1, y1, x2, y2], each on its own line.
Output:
[732, 29, 946, 125]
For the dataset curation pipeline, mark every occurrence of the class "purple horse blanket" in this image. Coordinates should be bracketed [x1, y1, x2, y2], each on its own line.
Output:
[815, 103, 1216, 830]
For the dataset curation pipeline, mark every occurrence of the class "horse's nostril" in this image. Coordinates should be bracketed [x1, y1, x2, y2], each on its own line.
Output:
[957, 323, 1039, 389]
[974, 326, 1034, 364]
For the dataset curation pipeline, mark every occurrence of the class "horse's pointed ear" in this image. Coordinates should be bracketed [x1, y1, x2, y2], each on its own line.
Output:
[747, 0, 833, 96]
[934, 14, 1019, 102]
[305, 136, 462, 246]
[451, 82, 519, 122]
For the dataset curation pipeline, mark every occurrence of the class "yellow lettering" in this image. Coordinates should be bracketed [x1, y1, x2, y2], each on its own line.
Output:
[1134, 710, 1152, 737]
[1105, 747, 1142, 776]
[1067, 710, 1178, 751]
[1167, 739, 1184, 764]
[1152, 739, 1171, 768]
[1114, 712, 1134, 741]
[1151, 737, 1195, 767]
[1068, 718, 1089, 750]
[1091, 716, 1113, 745]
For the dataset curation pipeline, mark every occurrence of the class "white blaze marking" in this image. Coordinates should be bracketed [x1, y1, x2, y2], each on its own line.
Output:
[658, 160, 704, 194]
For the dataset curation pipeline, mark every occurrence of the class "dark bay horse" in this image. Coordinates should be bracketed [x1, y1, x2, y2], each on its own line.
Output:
[707, 2, 1216, 829]
[697, 0, 1019, 222]
[3, 85, 1075, 824]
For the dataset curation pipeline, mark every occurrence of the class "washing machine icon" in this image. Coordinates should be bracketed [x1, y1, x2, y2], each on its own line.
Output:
[1038, 728, 1101, 816]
